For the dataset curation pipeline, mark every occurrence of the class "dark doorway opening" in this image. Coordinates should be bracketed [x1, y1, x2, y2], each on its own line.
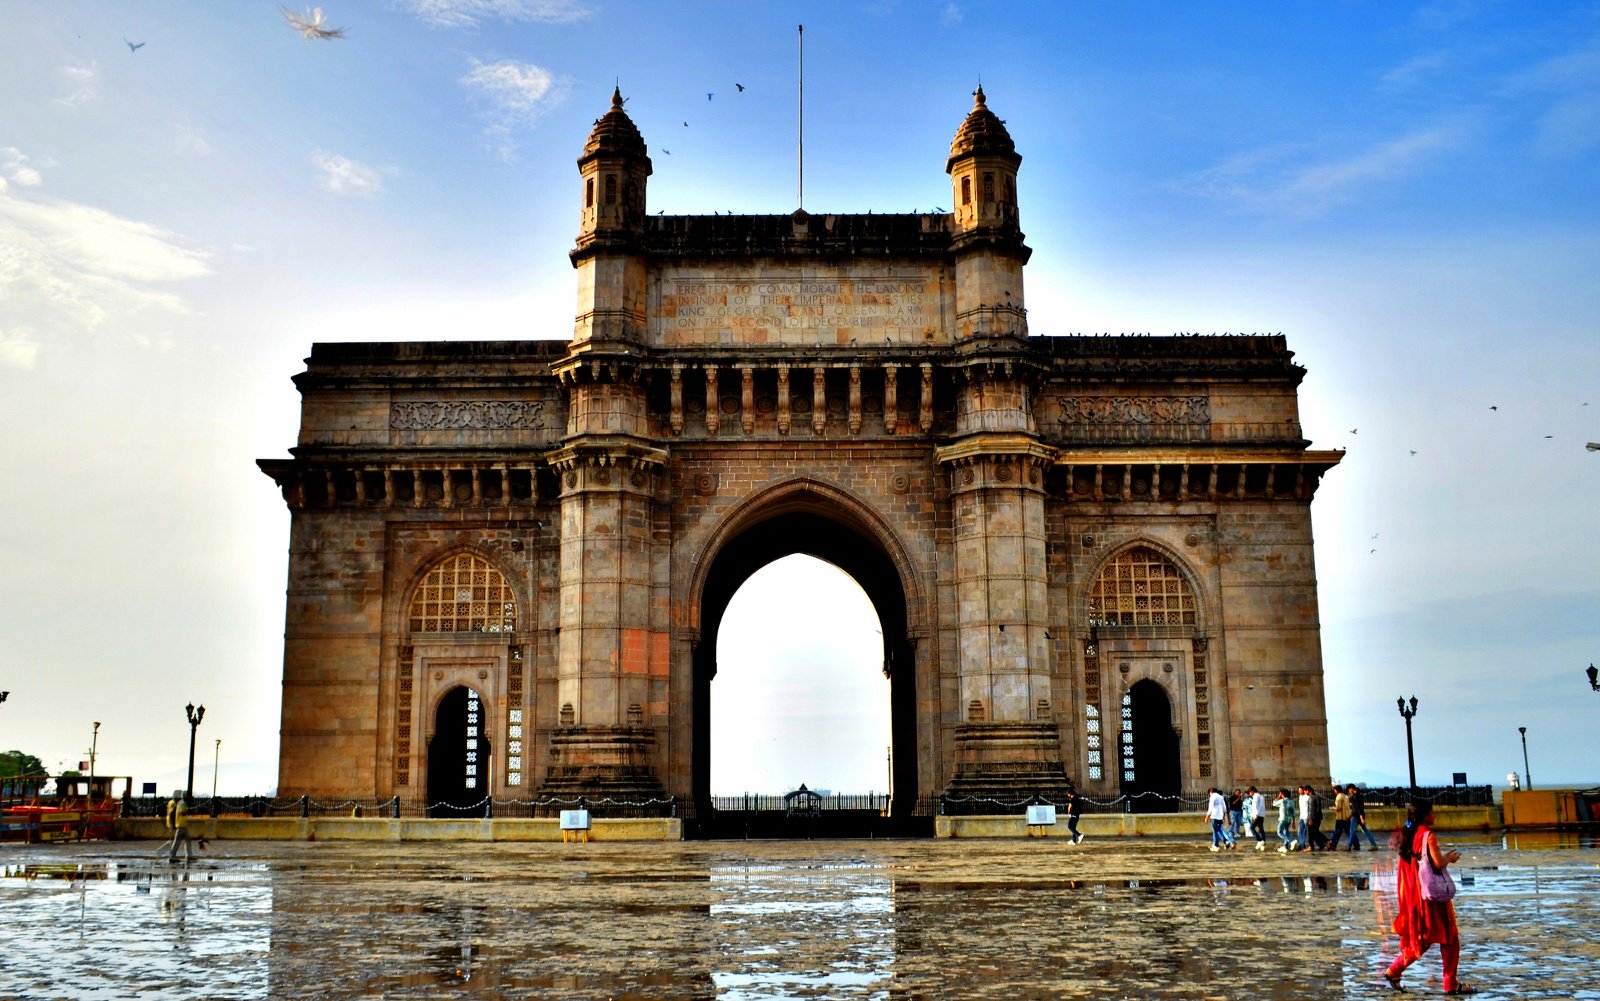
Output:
[690, 508, 927, 838]
[1120, 680, 1181, 813]
[427, 686, 490, 818]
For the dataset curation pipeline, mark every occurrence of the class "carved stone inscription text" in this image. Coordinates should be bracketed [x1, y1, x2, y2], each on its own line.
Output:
[391, 401, 547, 431]
[656, 276, 939, 343]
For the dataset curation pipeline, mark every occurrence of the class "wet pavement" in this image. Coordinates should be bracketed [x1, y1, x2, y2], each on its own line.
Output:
[2, 833, 1597, 999]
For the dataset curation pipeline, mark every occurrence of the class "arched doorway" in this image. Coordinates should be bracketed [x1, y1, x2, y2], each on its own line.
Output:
[427, 686, 491, 818]
[691, 509, 920, 836]
[1120, 680, 1180, 813]
[711, 554, 891, 798]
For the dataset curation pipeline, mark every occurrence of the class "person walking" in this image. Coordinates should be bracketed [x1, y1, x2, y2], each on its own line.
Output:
[1296, 785, 1313, 850]
[1228, 788, 1245, 840]
[166, 793, 195, 863]
[1248, 786, 1268, 850]
[1205, 787, 1235, 851]
[1064, 789, 1084, 845]
[1384, 801, 1477, 994]
[1275, 788, 1297, 852]
[1308, 784, 1328, 850]
[1348, 784, 1379, 850]
[1330, 783, 1353, 849]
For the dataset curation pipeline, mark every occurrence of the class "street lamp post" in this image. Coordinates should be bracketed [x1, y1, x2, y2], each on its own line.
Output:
[184, 703, 206, 801]
[1396, 696, 1419, 794]
[1519, 726, 1532, 791]
[88, 721, 100, 794]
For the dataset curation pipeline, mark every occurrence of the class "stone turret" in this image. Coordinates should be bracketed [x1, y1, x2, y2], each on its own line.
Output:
[945, 86, 1030, 343]
[570, 88, 652, 348]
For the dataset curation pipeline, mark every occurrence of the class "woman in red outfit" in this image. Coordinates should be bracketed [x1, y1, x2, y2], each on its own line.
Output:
[1385, 801, 1475, 994]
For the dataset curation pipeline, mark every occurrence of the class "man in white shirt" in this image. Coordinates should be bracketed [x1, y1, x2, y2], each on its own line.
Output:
[1247, 786, 1268, 850]
[1205, 787, 1235, 851]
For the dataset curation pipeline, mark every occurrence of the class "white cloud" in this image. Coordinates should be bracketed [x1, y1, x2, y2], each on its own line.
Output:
[1500, 44, 1600, 156]
[2, 148, 44, 189]
[1382, 50, 1453, 88]
[941, 3, 964, 26]
[55, 61, 99, 107]
[459, 59, 567, 159]
[0, 328, 40, 369]
[175, 121, 213, 158]
[1177, 123, 1469, 218]
[400, 0, 591, 28]
[311, 151, 391, 197]
[0, 190, 211, 350]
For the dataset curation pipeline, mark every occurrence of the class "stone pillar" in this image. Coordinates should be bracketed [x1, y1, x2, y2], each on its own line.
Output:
[541, 371, 669, 804]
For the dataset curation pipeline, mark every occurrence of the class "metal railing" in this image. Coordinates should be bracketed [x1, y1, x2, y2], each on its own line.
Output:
[120, 794, 680, 820]
[708, 793, 889, 814]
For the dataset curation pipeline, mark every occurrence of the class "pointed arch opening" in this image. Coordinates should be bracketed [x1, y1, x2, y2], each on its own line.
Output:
[427, 686, 491, 818]
[690, 489, 923, 836]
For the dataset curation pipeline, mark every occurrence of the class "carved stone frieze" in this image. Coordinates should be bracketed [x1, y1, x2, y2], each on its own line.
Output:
[1056, 395, 1209, 426]
[390, 400, 548, 431]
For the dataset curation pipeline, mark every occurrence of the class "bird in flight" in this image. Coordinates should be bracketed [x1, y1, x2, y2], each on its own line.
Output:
[1409, 449, 1417, 456]
[1349, 428, 1358, 435]
[125, 39, 145, 53]
[1586, 442, 1599, 451]
[707, 92, 714, 101]
[1489, 405, 1498, 411]
[661, 148, 671, 155]
[282, 6, 346, 40]
[735, 83, 745, 92]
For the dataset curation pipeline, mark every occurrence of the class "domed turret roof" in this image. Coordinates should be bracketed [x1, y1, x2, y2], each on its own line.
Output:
[947, 86, 1018, 169]
[581, 87, 647, 161]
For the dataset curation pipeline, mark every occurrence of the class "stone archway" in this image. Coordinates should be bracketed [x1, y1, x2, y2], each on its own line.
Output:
[1120, 680, 1181, 813]
[427, 685, 491, 818]
[690, 507, 921, 830]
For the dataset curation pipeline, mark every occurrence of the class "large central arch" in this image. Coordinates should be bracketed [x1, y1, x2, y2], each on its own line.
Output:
[689, 481, 924, 829]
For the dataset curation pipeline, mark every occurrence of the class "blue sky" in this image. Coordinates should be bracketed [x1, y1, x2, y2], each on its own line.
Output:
[1, 1, 1596, 797]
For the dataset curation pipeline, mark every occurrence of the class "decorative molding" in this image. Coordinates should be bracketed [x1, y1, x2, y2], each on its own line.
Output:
[1057, 395, 1209, 426]
[390, 401, 548, 431]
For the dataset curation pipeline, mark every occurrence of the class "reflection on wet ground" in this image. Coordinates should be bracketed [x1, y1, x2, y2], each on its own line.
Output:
[2, 836, 1597, 999]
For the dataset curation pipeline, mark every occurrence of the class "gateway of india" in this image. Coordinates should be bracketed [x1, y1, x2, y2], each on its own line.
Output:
[259, 87, 1342, 826]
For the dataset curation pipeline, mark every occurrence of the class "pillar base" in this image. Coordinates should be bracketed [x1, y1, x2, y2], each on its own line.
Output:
[941, 722, 1077, 808]
[537, 726, 669, 811]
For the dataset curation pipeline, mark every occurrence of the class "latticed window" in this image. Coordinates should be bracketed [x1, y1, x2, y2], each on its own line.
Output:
[1088, 546, 1197, 626]
[408, 554, 517, 633]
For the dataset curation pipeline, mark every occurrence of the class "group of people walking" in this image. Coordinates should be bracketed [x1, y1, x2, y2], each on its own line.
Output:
[1205, 785, 1475, 993]
[1204, 782, 1378, 852]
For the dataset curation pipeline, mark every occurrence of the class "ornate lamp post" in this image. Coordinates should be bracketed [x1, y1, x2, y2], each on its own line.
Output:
[184, 703, 206, 800]
[1519, 726, 1532, 791]
[1587, 663, 1598, 692]
[1396, 696, 1419, 793]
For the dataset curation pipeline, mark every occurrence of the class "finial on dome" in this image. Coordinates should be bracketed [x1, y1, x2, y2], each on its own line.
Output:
[611, 85, 624, 110]
[974, 83, 986, 107]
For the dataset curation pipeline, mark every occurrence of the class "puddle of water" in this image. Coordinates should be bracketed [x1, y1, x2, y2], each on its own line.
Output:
[0, 839, 1596, 999]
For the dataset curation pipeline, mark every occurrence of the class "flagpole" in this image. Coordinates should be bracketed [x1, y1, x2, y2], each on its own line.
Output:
[797, 24, 804, 212]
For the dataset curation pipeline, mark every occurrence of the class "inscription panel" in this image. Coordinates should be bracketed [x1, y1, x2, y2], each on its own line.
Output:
[651, 268, 949, 346]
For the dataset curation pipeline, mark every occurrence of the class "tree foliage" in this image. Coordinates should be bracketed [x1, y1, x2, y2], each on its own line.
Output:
[0, 749, 48, 778]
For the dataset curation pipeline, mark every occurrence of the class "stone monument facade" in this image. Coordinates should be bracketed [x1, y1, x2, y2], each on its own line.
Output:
[259, 88, 1342, 821]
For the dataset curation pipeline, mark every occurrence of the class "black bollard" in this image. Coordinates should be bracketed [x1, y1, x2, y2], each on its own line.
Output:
[391, 796, 400, 819]
[300, 794, 310, 818]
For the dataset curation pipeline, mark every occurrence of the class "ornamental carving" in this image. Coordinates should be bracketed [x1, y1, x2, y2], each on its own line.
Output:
[390, 401, 547, 431]
[1056, 396, 1209, 426]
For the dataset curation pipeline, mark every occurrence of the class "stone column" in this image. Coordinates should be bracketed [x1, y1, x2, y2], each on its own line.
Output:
[541, 372, 669, 804]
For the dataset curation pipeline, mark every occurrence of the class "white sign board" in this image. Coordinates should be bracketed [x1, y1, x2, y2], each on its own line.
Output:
[559, 809, 591, 831]
[1025, 804, 1057, 826]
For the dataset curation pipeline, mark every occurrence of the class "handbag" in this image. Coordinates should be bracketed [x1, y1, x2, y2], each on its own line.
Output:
[1417, 831, 1457, 902]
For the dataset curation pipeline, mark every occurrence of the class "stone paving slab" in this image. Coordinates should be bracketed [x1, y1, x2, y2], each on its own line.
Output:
[2, 833, 1596, 999]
